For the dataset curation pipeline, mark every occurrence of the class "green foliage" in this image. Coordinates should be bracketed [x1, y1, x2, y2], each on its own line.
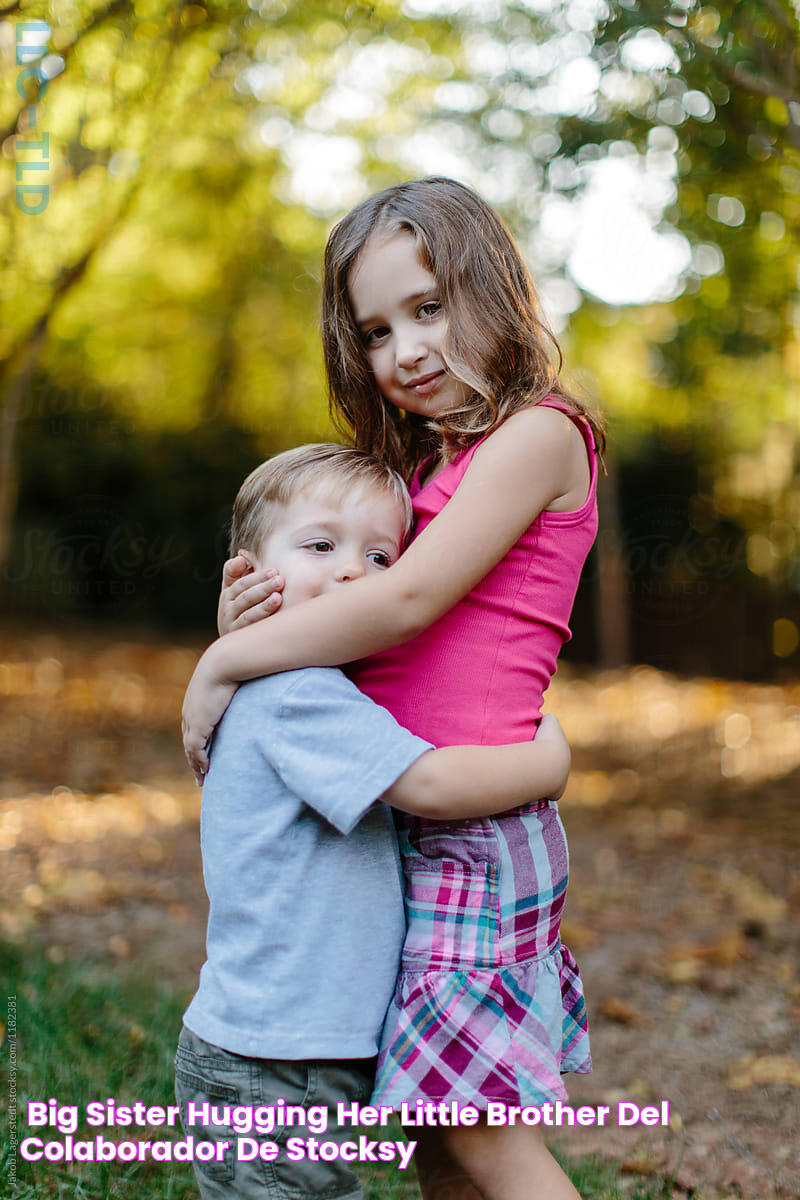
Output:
[448, 0, 800, 590]
[588, 1, 799, 369]
[1, 0, 465, 435]
[2, 0, 798, 653]
[580, 1, 800, 583]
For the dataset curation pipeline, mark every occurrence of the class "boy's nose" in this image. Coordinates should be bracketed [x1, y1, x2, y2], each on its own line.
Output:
[336, 560, 366, 583]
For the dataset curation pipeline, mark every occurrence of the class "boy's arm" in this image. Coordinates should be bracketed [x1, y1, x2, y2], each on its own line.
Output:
[382, 714, 570, 818]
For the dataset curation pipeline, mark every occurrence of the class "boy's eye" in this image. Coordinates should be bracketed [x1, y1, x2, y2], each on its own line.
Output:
[367, 551, 392, 568]
[307, 540, 334, 553]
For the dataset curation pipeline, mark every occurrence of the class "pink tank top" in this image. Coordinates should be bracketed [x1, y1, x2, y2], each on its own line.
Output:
[349, 401, 598, 747]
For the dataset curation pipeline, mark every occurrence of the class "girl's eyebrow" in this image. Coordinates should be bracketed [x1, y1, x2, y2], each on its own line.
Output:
[356, 288, 437, 328]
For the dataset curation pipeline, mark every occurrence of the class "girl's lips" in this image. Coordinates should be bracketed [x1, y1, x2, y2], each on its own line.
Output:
[406, 371, 444, 395]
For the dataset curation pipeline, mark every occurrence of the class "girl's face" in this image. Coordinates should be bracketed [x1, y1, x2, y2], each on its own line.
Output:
[347, 232, 470, 419]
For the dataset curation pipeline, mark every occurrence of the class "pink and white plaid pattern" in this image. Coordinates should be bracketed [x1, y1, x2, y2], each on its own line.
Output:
[372, 802, 591, 1108]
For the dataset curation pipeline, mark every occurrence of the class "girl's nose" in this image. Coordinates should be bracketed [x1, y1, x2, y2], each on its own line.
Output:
[395, 332, 426, 369]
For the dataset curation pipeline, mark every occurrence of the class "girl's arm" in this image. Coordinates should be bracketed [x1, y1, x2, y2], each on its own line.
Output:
[184, 406, 589, 779]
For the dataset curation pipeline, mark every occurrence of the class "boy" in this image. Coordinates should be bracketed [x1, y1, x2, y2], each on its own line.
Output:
[176, 444, 570, 1200]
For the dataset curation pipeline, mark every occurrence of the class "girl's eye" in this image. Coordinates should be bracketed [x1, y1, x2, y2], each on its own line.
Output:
[367, 551, 391, 568]
[418, 300, 441, 319]
[363, 325, 389, 346]
[308, 540, 333, 553]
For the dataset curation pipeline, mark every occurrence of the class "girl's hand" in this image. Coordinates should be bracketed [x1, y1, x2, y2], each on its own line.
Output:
[182, 649, 238, 784]
[536, 713, 571, 801]
[217, 555, 284, 636]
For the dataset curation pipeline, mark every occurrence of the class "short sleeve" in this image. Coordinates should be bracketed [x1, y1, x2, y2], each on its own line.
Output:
[266, 669, 433, 835]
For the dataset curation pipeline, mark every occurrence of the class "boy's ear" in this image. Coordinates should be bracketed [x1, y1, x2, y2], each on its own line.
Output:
[235, 548, 257, 573]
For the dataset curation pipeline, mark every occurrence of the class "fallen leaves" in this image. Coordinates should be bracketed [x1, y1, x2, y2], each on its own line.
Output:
[3, 627, 800, 1200]
[0, 781, 200, 939]
[601, 996, 646, 1025]
[727, 1054, 800, 1089]
[549, 665, 800, 798]
[726, 872, 788, 931]
[660, 929, 750, 984]
[560, 917, 598, 950]
[0, 634, 195, 792]
[618, 1156, 663, 1176]
[1, 784, 197, 850]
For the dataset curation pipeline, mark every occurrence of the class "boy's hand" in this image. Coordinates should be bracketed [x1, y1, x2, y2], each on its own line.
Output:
[217, 555, 284, 636]
[182, 648, 238, 785]
[536, 713, 571, 801]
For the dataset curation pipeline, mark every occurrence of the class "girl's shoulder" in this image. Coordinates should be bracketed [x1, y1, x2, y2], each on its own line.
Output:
[468, 402, 597, 516]
[474, 401, 595, 467]
[501, 397, 591, 433]
[414, 400, 594, 501]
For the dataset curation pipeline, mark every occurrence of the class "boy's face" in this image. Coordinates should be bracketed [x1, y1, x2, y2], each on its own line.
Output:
[248, 485, 406, 609]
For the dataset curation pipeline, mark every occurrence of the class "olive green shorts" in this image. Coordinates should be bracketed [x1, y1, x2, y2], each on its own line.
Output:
[175, 1026, 375, 1199]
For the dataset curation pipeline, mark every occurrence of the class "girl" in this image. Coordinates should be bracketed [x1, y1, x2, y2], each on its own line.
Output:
[183, 177, 603, 1200]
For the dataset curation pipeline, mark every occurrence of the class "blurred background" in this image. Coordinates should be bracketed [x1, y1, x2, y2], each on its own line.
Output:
[2, 6, 800, 1197]
[1, 0, 798, 677]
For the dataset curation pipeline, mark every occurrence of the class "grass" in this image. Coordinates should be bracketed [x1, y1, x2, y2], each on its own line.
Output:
[1, 939, 196, 1200]
[0, 941, 678, 1200]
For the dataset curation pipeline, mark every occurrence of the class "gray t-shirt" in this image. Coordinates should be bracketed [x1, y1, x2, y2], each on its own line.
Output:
[183, 667, 432, 1059]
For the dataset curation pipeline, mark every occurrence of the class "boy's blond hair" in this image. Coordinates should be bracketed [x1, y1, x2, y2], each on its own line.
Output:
[230, 443, 414, 557]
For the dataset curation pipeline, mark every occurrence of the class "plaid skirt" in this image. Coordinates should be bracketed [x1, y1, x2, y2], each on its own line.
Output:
[372, 801, 591, 1108]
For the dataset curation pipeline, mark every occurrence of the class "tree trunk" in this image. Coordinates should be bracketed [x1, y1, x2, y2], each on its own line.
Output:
[0, 321, 47, 571]
[594, 451, 632, 667]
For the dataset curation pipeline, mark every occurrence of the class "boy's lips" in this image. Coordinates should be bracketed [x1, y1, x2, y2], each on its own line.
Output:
[404, 370, 445, 395]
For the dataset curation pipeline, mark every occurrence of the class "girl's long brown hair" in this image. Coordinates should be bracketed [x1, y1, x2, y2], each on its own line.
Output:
[322, 176, 605, 479]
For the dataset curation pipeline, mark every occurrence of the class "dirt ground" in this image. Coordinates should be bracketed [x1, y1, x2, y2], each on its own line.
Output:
[1, 628, 799, 1199]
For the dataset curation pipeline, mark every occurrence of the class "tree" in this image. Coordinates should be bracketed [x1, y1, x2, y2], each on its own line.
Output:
[578, 1, 800, 595]
[1, 0, 466, 566]
[3, 0, 797, 666]
[441, 0, 799, 632]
